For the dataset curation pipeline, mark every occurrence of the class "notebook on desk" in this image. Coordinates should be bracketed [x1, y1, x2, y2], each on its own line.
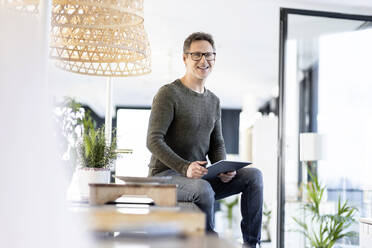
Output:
[202, 160, 252, 180]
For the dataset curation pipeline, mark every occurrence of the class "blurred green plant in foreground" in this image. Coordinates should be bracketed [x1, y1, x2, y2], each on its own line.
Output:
[293, 169, 357, 248]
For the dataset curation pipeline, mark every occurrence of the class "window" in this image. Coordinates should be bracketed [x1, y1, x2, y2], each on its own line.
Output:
[115, 108, 151, 178]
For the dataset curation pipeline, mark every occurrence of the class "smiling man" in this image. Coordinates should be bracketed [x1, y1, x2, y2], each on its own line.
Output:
[147, 32, 263, 248]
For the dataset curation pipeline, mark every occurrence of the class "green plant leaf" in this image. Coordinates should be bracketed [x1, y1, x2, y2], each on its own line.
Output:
[78, 125, 118, 168]
[293, 167, 357, 248]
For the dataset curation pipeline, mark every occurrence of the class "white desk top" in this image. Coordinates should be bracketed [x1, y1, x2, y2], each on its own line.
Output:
[360, 218, 372, 225]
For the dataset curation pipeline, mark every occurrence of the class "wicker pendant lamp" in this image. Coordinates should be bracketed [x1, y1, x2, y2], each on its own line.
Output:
[49, 0, 151, 77]
[50, 0, 151, 146]
[2, 0, 39, 14]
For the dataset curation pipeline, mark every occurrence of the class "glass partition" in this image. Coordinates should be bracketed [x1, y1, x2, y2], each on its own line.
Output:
[279, 9, 372, 248]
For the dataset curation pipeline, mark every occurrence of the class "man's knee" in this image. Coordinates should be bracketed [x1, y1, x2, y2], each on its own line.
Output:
[241, 167, 263, 189]
[191, 179, 215, 203]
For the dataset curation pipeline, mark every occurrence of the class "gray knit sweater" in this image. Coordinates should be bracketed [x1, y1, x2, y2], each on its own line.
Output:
[147, 79, 226, 176]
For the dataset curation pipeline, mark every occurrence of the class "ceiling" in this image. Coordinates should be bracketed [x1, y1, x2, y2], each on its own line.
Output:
[48, 0, 372, 116]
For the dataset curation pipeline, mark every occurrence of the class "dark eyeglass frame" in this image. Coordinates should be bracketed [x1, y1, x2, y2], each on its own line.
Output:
[184, 52, 216, 61]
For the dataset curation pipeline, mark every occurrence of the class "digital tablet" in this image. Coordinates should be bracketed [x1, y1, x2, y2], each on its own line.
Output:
[202, 160, 252, 180]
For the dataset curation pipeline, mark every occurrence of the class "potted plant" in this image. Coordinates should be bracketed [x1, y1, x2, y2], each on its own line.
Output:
[219, 196, 240, 239]
[262, 202, 272, 242]
[293, 170, 357, 248]
[220, 196, 239, 229]
[75, 126, 118, 198]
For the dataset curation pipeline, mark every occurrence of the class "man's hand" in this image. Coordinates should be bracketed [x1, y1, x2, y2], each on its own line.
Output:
[218, 171, 236, 183]
[186, 161, 208, 179]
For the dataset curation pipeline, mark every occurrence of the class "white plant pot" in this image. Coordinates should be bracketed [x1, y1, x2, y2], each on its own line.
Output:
[76, 167, 110, 199]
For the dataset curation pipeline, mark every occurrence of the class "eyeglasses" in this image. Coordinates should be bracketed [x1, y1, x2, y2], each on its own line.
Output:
[184, 52, 216, 61]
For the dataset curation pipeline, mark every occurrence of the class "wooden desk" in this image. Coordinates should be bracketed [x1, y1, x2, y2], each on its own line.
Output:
[89, 183, 177, 207]
[71, 202, 205, 236]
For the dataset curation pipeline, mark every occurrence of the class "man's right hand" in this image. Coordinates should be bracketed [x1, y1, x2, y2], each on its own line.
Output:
[186, 161, 208, 178]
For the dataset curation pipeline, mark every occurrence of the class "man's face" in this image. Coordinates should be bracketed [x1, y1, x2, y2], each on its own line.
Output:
[183, 40, 215, 80]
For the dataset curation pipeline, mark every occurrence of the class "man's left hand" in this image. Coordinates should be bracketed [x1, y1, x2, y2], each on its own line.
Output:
[218, 171, 236, 183]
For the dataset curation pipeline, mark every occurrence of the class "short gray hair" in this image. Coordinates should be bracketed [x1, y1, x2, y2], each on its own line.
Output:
[183, 32, 215, 53]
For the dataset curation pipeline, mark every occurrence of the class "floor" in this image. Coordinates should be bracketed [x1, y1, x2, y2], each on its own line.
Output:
[94, 235, 240, 248]
[91, 230, 275, 248]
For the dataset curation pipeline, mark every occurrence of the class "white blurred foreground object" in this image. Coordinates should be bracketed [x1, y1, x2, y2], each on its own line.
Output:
[300, 132, 325, 161]
[0, 5, 89, 248]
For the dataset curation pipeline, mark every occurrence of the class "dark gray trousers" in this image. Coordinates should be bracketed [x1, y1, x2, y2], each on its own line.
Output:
[155, 167, 263, 245]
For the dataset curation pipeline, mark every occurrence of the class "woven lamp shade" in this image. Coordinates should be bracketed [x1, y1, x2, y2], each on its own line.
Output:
[50, 0, 151, 77]
[2, 0, 39, 14]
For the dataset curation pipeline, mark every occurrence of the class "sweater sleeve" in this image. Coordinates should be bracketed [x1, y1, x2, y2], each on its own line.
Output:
[208, 101, 227, 164]
[146, 86, 190, 176]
